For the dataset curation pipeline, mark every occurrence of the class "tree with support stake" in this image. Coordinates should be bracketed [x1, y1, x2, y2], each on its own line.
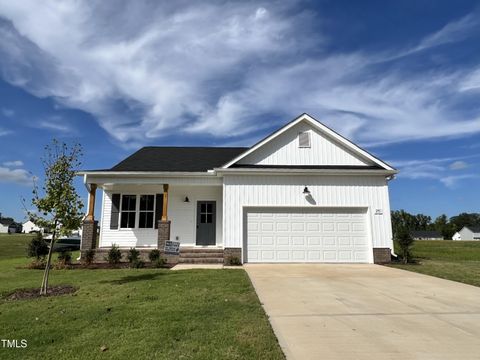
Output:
[28, 140, 84, 295]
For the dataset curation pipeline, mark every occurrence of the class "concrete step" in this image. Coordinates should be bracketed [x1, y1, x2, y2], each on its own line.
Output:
[178, 257, 224, 264]
[180, 247, 224, 254]
[180, 252, 224, 258]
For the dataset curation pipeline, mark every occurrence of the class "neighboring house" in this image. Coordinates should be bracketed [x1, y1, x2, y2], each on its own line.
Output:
[410, 230, 443, 240]
[78, 114, 398, 264]
[22, 220, 43, 233]
[452, 226, 480, 241]
[0, 219, 10, 233]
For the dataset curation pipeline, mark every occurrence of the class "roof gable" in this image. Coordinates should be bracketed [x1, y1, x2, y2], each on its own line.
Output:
[222, 114, 395, 171]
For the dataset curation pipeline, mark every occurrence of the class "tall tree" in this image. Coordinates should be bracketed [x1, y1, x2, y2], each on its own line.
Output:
[29, 140, 84, 295]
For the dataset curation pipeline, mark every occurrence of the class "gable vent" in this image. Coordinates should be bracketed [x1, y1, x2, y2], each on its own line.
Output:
[298, 131, 311, 148]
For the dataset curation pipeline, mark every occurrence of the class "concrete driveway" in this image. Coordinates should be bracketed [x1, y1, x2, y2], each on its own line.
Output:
[245, 264, 480, 360]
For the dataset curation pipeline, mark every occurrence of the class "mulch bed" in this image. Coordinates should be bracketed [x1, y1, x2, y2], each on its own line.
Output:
[3, 285, 78, 301]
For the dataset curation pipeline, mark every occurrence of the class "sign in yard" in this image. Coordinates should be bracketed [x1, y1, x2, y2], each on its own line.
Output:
[164, 240, 180, 255]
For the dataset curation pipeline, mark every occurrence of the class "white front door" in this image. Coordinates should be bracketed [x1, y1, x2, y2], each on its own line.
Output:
[245, 207, 370, 263]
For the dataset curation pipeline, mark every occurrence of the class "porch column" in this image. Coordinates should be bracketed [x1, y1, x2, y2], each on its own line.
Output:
[162, 184, 169, 221]
[81, 183, 98, 254]
[158, 184, 171, 256]
[86, 183, 97, 221]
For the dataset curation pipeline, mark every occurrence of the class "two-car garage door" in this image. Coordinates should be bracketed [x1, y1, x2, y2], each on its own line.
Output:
[245, 207, 370, 263]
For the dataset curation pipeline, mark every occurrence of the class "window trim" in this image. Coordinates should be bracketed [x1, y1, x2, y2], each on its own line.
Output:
[118, 193, 157, 230]
[138, 194, 155, 229]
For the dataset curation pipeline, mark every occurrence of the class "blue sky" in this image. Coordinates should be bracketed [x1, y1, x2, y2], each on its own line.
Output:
[0, 0, 479, 222]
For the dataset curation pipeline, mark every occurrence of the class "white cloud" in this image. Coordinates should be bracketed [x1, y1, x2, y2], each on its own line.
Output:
[0, 127, 11, 136]
[3, 160, 23, 167]
[0, 2, 479, 147]
[1, 107, 14, 117]
[449, 160, 468, 170]
[36, 119, 72, 133]
[0, 166, 32, 185]
[440, 174, 479, 188]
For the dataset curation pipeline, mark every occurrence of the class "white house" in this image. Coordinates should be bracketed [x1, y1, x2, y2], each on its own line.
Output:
[452, 226, 480, 241]
[78, 114, 397, 264]
[0, 220, 9, 233]
[22, 220, 43, 233]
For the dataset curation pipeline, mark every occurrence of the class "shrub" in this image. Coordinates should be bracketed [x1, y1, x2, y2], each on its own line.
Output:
[225, 255, 242, 266]
[82, 249, 96, 266]
[153, 257, 166, 268]
[26, 259, 46, 269]
[148, 249, 160, 262]
[26, 233, 49, 260]
[396, 227, 414, 264]
[131, 259, 145, 268]
[127, 248, 140, 263]
[55, 250, 72, 269]
[105, 244, 122, 265]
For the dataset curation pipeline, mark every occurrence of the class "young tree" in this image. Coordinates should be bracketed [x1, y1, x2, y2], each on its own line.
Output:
[29, 140, 84, 295]
[395, 227, 414, 264]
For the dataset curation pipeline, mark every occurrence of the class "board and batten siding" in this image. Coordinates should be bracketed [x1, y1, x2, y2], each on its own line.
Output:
[223, 175, 393, 250]
[99, 185, 223, 248]
[237, 122, 371, 166]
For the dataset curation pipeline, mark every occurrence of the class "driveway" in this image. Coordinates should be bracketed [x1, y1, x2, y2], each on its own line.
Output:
[245, 264, 480, 360]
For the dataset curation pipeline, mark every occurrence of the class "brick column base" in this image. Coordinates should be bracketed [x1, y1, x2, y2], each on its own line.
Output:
[224, 247, 242, 265]
[157, 220, 178, 264]
[81, 220, 98, 255]
[373, 248, 391, 264]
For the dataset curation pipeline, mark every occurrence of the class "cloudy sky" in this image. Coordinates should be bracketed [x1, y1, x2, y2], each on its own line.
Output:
[0, 0, 479, 221]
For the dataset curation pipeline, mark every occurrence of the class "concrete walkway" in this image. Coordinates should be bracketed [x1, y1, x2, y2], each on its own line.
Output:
[245, 264, 480, 360]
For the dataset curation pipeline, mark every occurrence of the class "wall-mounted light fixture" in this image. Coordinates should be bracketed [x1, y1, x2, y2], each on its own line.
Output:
[303, 186, 310, 196]
[184, 196, 190, 203]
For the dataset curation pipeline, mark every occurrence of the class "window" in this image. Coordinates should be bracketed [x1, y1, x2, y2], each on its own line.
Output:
[298, 131, 311, 148]
[120, 195, 136, 228]
[139, 195, 155, 228]
[200, 202, 213, 223]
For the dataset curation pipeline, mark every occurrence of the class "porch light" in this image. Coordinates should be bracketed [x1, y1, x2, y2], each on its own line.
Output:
[303, 186, 310, 196]
[184, 196, 190, 203]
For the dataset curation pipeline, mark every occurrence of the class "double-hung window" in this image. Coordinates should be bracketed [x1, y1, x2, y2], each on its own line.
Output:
[139, 195, 155, 228]
[120, 195, 137, 228]
[119, 194, 155, 229]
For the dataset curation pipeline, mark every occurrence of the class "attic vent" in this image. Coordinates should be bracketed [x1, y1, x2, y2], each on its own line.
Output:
[298, 131, 311, 148]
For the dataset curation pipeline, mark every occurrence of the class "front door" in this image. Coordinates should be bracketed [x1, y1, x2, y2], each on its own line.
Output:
[196, 201, 216, 246]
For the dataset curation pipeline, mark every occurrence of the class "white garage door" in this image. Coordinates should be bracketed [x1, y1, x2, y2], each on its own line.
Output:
[246, 207, 370, 263]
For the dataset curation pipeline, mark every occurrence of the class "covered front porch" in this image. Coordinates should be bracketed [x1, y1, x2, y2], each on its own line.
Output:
[80, 173, 225, 263]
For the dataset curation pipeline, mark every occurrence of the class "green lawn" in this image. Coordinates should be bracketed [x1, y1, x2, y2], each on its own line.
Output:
[389, 240, 480, 287]
[0, 233, 35, 260]
[0, 238, 284, 359]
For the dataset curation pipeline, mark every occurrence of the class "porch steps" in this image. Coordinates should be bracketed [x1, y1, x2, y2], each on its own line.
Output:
[179, 247, 224, 264]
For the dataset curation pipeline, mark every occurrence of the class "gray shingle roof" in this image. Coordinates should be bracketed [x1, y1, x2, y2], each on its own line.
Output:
[108, 147, 248, 172]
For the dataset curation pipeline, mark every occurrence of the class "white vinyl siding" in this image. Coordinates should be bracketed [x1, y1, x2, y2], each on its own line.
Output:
[223, 174, 393, 256]
[237, 122, 372, 166]
[99, 185, 223, 248]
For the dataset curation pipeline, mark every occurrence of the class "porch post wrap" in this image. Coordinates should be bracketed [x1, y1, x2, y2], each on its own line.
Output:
[162, 184, 169, 221]
[86, 183, 97, 221]
[81, 219, 98, 254]
[157, 220, 171, 252]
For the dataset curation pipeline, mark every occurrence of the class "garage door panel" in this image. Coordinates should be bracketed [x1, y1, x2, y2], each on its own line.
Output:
[246, 207, 370, 263]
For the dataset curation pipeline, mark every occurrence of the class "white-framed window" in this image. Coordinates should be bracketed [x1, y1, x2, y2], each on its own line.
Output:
[120, 194, 137, 229]
[139, 195, 155, 228]
[298, 131, 311, 148]
[119, 194, 156, 229]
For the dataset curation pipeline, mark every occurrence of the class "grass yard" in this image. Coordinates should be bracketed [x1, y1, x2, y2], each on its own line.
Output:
[390, 240, 480, 287]
[0, 233, 35, 260]
[0, 238, 285, 359]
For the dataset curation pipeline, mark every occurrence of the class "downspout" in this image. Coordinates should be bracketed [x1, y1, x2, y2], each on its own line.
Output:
[386, 174, 398, 259]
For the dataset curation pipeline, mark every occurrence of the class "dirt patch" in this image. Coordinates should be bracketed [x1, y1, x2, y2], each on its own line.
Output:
[3, 285, 77, 301]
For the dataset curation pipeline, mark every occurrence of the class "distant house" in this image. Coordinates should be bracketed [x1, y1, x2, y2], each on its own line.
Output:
[452, 226, 480, 241]
[0, 219, 10, 233]
[22, 220, 43, 233]
[410, 230, 443, 240]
